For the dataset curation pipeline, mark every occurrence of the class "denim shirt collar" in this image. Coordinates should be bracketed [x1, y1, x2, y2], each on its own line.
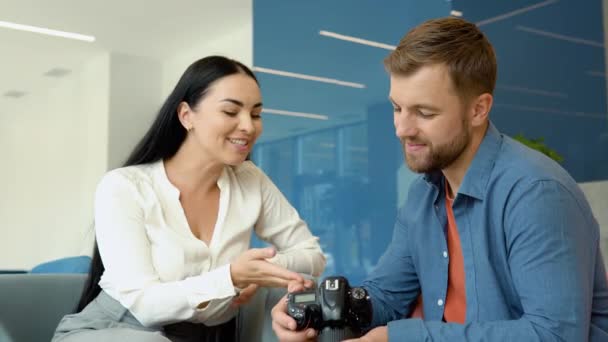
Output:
[423, 121, 503, 201]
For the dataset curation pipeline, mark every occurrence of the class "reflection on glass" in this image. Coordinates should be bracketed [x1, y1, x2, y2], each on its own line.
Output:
[254, 120, 389, 284]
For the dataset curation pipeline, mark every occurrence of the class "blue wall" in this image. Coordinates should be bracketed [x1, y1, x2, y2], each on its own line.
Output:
[454, 0, 608, 181]
[252, 0, 450, 283]
[252, 0, 607, 283]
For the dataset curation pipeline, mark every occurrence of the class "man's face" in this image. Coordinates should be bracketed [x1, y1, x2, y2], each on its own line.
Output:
[389, 64, 472, 173]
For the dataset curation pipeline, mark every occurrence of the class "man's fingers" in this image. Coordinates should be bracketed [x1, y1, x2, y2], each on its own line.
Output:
[271, 295, 317, 341]
[275, 309, 297, 330]
[272, 294, 289, 312]
[304, 329, 317, 339]
[272, 321, 315, 342]
[271, 296, 296, 330]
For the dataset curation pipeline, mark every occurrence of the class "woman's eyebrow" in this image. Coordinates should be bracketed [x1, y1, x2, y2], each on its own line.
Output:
[220, 99, 263, 108]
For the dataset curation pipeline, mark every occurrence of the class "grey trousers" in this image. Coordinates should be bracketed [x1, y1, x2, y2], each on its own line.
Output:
[52, 291, 237, 342]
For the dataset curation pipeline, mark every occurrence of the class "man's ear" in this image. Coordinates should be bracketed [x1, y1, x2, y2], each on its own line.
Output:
[470, 93, 493, 127]
[177, 101, 193, 130]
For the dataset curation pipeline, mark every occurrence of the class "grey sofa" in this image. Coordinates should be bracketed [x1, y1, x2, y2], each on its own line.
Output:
[0, 274, 285, 342]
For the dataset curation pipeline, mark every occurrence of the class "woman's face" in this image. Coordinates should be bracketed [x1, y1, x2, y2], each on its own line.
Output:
[183, 73, 263, 166]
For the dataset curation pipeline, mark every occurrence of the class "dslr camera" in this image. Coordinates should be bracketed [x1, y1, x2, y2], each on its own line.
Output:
[287, 276, 372, 341]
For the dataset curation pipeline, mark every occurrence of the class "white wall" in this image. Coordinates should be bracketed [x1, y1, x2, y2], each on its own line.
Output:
[0, 52, 110, 269]
[77, 53, 112, 256]
[107, 53, 164, 169]
[0, 20, 253, 270]
[162, 22, 253, 98]
[108, 19, 253, 169]
[579, 180, 608, 267]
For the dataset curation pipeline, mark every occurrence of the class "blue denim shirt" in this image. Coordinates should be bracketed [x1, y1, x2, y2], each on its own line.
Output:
[363, 123, 608, 341]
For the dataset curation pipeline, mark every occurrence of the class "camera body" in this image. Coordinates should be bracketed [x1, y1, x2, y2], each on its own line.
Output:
[287, 276, 372, 341]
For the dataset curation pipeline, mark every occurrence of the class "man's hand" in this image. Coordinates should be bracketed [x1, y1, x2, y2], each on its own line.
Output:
[271, 281, 317, 342]
[343, 326, 388, 342]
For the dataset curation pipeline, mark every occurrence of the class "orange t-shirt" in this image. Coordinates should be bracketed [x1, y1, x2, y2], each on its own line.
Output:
[443, 184, 466, 323]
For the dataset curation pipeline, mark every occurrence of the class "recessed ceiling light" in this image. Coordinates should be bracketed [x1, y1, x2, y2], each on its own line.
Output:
[264, 108, 329, 120]
[493, 103, 606, 120]
[253, 66, 366, 89]
[337, 113, 361, 121]
[3, 90, 27, 98]
[586, 70, 607, 77]
[496, 84, 568, 98]
[516, 25, 603, 48]
[450, 10, 463, 17]
[44, 68, 72, 78]
[0, 20, 95, 42]
[319, 30, 395, 50]
[476, 0, 557, 27]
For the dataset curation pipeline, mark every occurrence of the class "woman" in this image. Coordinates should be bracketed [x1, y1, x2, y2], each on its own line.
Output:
[52, 56, 326, 342]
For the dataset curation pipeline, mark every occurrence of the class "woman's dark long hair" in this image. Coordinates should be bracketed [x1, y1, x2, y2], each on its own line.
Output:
[75, 56, 259, 312]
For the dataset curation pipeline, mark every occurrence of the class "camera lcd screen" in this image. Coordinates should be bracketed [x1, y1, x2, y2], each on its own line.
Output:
[294, 293, 316, 303]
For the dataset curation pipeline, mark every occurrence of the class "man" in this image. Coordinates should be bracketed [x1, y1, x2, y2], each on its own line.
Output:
[271, 17, 608, 341]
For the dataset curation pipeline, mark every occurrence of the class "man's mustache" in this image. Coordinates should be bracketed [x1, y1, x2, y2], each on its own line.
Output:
[400, 138, 428, 145]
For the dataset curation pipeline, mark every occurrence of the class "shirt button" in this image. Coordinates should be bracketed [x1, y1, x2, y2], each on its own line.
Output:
[442, 251, 448, 258]
[437, 299, 444, 306]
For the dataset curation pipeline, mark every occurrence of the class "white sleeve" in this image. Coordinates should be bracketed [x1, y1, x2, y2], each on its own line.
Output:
[253, 170, 326, 277]
[95, 171, 237, 327]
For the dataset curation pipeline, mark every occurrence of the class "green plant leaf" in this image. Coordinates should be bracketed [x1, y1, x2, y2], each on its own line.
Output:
[512, 134, 564, 163]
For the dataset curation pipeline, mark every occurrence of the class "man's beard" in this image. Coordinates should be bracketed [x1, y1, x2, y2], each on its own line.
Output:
[402, 121, 471, 174]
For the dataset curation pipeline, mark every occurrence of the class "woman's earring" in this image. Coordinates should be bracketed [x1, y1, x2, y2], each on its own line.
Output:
[187, 126, 193, 132]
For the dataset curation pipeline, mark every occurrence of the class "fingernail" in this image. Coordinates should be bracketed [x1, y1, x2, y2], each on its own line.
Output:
[306, 329, 316, 338]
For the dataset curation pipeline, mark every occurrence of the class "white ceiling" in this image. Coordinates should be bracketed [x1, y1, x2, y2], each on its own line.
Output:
[0, 0, 250, 111]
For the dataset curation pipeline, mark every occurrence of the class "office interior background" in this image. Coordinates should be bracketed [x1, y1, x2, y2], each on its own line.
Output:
[1, 0, 607, 284]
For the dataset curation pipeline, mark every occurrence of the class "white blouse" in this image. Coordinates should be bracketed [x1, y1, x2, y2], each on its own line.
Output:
[95, 160, 325, 327]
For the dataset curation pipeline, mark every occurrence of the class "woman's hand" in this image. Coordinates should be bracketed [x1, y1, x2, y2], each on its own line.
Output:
[231, 284, 258, 308]
[230, 247, 307, 288]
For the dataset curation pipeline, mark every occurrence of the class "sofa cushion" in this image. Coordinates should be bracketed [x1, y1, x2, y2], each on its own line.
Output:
[0, 274, 86, 342]
[30, 256, 92, 274]
[0, 273, 286, 342]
